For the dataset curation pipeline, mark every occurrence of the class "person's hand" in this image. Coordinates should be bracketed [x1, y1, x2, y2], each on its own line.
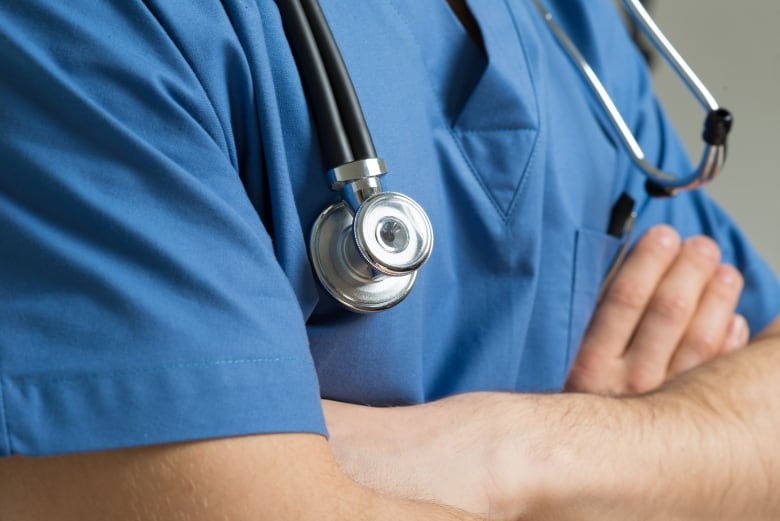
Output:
[324, 225, 751, 520]
[566, 225, 749, 395]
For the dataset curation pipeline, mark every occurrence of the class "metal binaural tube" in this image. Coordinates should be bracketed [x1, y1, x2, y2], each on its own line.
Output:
[530, 0, 732, 195]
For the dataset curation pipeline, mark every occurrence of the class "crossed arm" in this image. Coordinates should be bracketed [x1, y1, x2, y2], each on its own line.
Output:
[0, 226, 777, 521]
[325, 225, 776, 520]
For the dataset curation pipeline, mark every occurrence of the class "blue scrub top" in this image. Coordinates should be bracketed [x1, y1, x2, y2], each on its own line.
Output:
[1, 0, 778, 456]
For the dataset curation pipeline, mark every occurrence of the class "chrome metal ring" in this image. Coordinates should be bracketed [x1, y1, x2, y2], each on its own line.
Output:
[353, 192, 434, 276]
[310, 201, 417, 312]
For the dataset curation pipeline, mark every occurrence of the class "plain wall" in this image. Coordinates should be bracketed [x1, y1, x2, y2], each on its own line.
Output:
[647, 2, 780, 273]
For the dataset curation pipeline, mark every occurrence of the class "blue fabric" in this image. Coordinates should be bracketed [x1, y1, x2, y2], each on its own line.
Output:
[1, 0, 778, 456]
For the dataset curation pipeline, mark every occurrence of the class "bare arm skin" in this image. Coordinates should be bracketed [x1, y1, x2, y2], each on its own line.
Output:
[326, 227, 774, 520]
[515, 316, 780, 521]
[326, 317, 780, 521]
[0, 434, 485, 521]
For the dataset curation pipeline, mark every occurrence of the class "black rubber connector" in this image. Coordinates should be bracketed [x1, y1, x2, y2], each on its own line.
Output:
[702, 108, 733, 146]
[645, 180, 674, 198]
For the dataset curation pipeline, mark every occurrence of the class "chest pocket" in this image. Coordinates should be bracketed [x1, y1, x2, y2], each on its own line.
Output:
[566, 227, 623, 372]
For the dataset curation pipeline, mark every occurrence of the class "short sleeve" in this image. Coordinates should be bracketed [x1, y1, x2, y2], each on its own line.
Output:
[0, 2, 325, 456]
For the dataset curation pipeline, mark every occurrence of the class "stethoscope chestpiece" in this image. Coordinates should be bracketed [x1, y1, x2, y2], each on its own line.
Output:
[277, 0, 435, 313]
[353, 192, 433, 276]
[310, 199, 426, 313]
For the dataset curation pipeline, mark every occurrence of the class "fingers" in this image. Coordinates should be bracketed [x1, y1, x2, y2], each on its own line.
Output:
[723, 314, 750, 353]
[568, 225, 747, 396]
[566, 226, 749, 394]
[578, 225, 681, 361]
[622, 236, 722, 390]
[667, 266, 745, 375]
[568, 226, 681, 393]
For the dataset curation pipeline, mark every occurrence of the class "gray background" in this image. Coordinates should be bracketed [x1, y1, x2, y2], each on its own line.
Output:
[648, 2, 780, 273]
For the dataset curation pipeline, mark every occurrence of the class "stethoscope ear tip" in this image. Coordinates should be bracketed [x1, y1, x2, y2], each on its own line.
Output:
[703, 108, 733, 147]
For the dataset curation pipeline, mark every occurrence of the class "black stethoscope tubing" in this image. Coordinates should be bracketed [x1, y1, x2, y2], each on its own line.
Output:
[275, 0, 376, 168]
[275, 0, 436, 313]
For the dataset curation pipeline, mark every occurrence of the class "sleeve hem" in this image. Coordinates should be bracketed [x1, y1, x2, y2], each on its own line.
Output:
[1, 355, 326, 457]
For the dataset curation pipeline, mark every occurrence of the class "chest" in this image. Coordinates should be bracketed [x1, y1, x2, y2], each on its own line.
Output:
[248, 0, 630, 400]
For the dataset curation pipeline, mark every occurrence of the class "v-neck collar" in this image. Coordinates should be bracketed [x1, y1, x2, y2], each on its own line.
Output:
[386, 0, 541, 216]
[391, 0, 539, 132]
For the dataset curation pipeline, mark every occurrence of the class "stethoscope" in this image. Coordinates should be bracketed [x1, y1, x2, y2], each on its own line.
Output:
[275, 0, 732, 313]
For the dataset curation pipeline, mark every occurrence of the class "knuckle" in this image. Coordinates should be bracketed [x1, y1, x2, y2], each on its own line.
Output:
[575, 350, 601, 371]
[567, 353, 613, 393]
[730, 269, 745, 290]
[712, 265, 744, 296]
[625, 364, 662, 395]
[686, 332, 720, 359]
[710, 278, 741, 300]
[650, 291, 693, 320]
[564, 370, 595, 392]
[681, 236, 721, 269]
[607, 279, 649, 312]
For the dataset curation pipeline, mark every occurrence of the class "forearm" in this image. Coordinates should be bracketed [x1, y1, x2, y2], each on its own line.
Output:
[647, 326, 780, 519]
[501, 323, 780, 520]
[0, 434, 485, 521]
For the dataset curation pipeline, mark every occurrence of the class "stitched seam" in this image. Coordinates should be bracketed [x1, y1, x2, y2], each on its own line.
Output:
[448, 0, 545, 219]
[455, 127, 537, 134]
[505, 0, 542, 132]
[503, 0, 543, 219]
[450, 125, 540, 220]
[0, 377, 11, 454]
[564, 230, 581, 382]
[384, 0, 505, 220]
[447, 127, 506, 221]
[504, 128, 540, 218]
[384, 0, 531, 222]
[10, 356, 303, 385]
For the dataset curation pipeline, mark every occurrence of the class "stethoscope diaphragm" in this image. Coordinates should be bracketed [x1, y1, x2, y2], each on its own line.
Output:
[310, 200, 419, 312]
[353, 192, 433, 276]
